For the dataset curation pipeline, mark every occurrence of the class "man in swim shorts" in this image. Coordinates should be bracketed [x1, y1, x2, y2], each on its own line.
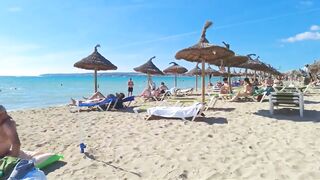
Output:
[128, 78, 134, 96]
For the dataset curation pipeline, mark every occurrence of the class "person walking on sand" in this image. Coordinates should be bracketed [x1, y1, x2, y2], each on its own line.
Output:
[127, 78, 134, 96]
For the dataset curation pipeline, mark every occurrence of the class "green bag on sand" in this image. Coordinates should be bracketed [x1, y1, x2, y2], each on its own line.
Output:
[0, 156, 20, 180]
[36, 154, 64, 170]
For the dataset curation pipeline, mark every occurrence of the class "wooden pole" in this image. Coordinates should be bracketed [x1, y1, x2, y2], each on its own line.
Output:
[174, 73, 177, 88]
[94, 69, 98, 93]
[228, 66, 232, 94]
[201, 60, 205, 103]
[195, 74, 198, 92]
[147, 72, 151, 89]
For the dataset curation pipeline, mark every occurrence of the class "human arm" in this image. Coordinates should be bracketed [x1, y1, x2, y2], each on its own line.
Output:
[2, 119, 21, 157]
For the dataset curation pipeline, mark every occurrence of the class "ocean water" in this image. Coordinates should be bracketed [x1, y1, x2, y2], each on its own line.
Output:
[0, 74, 221, 110]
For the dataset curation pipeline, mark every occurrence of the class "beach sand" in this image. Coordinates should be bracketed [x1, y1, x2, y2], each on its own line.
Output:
[9, 94, 320, 180]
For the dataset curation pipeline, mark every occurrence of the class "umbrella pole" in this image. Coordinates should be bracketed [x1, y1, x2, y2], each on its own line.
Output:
[195, 74, 198, 92]
[174, 73, 177, 88]
[147, 73, 151, 89]
[94, 69, 98, 93]
[201, 60, 205, 103]
[228, 66, 232, 94]
[245, 68, 248, 78]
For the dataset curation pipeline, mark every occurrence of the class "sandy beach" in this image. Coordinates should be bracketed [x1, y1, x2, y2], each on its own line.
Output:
[8, 93, 320, 180]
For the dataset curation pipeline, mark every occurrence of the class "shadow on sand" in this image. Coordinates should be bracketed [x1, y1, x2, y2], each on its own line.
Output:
[208, 107, 235, 112]
[195, 117, 228, 125]
[304, 100, 320, 105]
[254, 109, 320, 122]
[147, 116, 228, 125]
[43, 161, 67, 175]
[84, 152, 142, 178]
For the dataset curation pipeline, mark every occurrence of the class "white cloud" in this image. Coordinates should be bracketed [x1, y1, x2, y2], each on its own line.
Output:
[310, 25, 320, 31]
[299, 0, 314, 6]
[7, 6, 22, 12]
[282, 24, 320, 43]
[282, 31, 320, 42]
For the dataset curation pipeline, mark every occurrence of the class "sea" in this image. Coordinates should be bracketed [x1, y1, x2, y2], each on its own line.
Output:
[0, 73, 222, 110]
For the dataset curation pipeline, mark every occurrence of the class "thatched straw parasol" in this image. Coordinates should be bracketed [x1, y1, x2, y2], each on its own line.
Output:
[163, 62, 188, 87]
[134, 56, 163, 88]
[74, 44, 117, 92]
[205, 64, 221, 76]
[186, 63, 201, 91]
[205, 64, 223, 84]
[134, 56, 163, 75]
[175, 21, 234, 103]
[208, 42, 249, 93]
[308, 60, 320, 80]
[236, 54, 269, 72]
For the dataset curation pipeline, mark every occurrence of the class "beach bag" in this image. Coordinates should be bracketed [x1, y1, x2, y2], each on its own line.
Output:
[0, 156, 20, 180]
[8, 159, 35, 180]
[21, 168, 46, 180]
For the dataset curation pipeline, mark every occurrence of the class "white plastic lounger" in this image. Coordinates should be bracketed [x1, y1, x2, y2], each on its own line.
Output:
[146, 102, 204, 121]
[269, 92, 304, 117]
[176, 88, 194, 96]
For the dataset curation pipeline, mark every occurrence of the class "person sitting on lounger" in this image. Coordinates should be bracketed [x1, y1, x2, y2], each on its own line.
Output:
[87, 91, 105, 100]
[274, 76, 283, 86]
[158, 82, 168, 94]
[220, 78, 230, 94]
[230, 77, 253, 101]
[70, 97, 106, 106]
[140, 87, 152, 98]
[263, 76, 275, 95]
[70, 92, 114, 106]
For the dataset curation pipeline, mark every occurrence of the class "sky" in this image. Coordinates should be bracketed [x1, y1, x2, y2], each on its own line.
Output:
[0, 0, 319, 76]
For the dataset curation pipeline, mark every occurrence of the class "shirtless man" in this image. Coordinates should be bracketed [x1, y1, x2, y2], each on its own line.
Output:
[0, 105, 21, 158]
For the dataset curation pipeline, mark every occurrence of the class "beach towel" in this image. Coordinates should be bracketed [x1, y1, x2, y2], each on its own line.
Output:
[0, 156, 20, 180]
[147, 103, 202, 119]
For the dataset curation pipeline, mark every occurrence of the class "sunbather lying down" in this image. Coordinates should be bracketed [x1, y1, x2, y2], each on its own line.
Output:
[70, 91, 106, 105]
[230, 78, 253, 102]
[70, 92, 125, 106]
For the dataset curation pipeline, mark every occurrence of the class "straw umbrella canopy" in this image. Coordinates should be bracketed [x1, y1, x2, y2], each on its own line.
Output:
[175, 21, 234, 103]
[74, 44, 117, 93]
[308, 60, 320, 79]
[205, 64, 223, 84]
[208, 43, 248, 93]
[236, 54, 269, 72]
[205, 64, 222, 76]
[163, 62, 188, 87]
[186, 63, 202, 91]
[133, 56, 164, 88]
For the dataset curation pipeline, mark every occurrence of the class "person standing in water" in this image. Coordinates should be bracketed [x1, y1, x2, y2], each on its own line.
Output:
[127, 78, 134, 96]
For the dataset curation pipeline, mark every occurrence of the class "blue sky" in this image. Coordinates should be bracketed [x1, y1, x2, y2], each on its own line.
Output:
[0, 0, 319, 76]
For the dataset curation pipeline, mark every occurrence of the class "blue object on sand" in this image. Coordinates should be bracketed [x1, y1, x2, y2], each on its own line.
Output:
[80, 143, 86, 153]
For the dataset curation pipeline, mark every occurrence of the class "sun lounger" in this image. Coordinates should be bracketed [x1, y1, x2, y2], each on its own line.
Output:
[269, 92, 304, 117]
[176, 88, 194, 96]
[122, 96, 135, 107]
[146, 102, 204, 121]
[76, 97, 116, 111]
[164, 96, 218, 111]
